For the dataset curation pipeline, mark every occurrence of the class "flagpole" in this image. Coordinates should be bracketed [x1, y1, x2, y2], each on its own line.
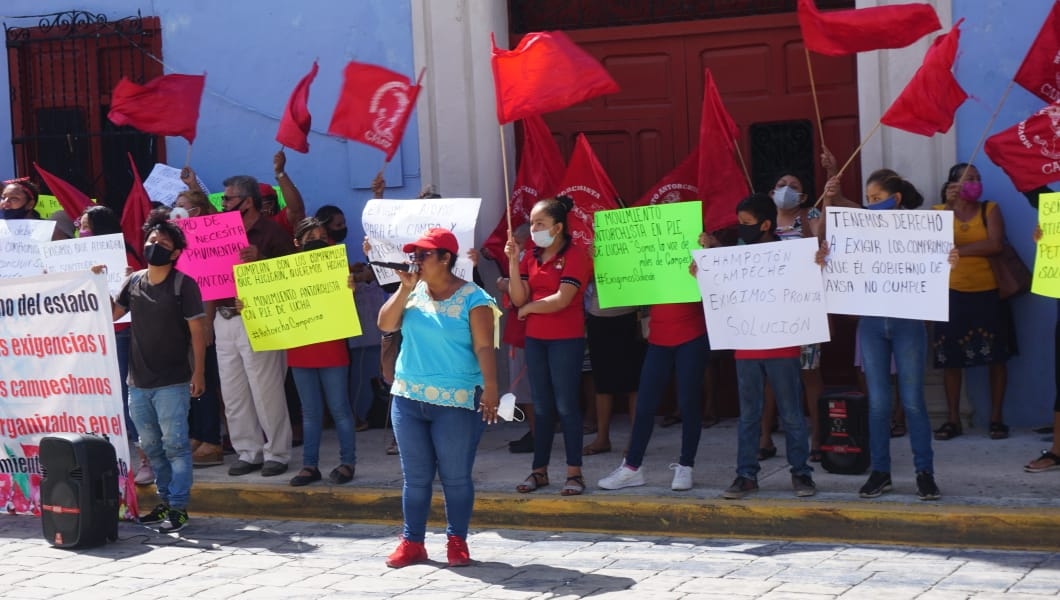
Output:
[805, 48, 828, 152]
[184, 144, 193, 168]
[732, 140, 754, 192]
[960, 80, 1016, 183]
[498, 124, 513, 232]
[814, 120, 883, 208]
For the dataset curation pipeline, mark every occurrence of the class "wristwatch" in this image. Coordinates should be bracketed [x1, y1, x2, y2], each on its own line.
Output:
[276, 172, 287, 179]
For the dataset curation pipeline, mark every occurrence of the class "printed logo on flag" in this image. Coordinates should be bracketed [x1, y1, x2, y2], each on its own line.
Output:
[1020, 105, 1060, 165]
[367, 83, 414, 151]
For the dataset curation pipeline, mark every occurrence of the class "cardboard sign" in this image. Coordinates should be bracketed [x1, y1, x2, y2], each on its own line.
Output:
[40, 233, 128, 297]
[1033, 192, 1060, 298]
[174, 211, 249, 301]
[143, 163, 210, 205]
[0, 219, 56, 241]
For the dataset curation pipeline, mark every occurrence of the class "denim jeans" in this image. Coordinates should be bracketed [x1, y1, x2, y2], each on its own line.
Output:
[524, 336, 586, 469]
[115, 327, 136, 441]
[391, 393, 485, 542]
[129, 383, 192, 509]
[348, 345, 381, 421]
[626, 335, 709, 469]
[735, 357, 811, 479]
[859, 316, 934, 474]
[189, 343, 222, 445]
[291, 366, 357, 468]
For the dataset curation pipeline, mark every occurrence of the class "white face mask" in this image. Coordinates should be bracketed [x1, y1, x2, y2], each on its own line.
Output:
[497, 393, 525, 422]
[773, 185, 801, 210]
[531, 228, 556, 248]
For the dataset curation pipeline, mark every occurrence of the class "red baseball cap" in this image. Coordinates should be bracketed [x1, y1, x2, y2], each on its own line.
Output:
[258, 183, 277, 199]
[402, 227, 459, 254]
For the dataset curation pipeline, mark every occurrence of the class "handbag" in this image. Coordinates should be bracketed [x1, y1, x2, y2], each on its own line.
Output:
[379, 330, 402, 385]
[981, 202, 1031, 299]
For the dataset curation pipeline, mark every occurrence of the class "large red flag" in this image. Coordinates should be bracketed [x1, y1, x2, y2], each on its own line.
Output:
[797, 0, 941, 56]
[697, 70, 749, 233]
[881, 19, 968, 136]
[33, 163, 93, 219]
[121, 154, 151, 269]
[984, 105, 1060, 192]
[482, 115, 566, 273]
[107, 74, 205, 143]
[328, 62, 421, 162]
[632, 150, 699, 207]
[276, 61, 319, 153]
[554, 134, 619, 247]
[491, 31, 619, 124]
[1014, 1, 1060, 103]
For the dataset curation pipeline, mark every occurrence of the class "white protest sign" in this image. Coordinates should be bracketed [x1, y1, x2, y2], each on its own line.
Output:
[822, 207, 953, 321]
[0, 237, 44, 279]
[362, 198, 483, 286]
[692, 237, 829, 350]
[0, 219, 56, 241]
[40, 233, 128, 297]
[143, 163, 210, 206]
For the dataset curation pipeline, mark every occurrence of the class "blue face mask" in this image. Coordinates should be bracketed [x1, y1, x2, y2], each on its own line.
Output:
[866, 196, 897, 211]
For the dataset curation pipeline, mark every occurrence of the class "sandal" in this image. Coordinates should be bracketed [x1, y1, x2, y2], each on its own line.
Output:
[933, 421, 962, 441]
[809, 449, 823, 463]
[560, 475, 585, 496]
[757, 446, 777, 461]
[890, 421, 907, 438]
[516, 472, 549, 493]
[1025, 450, 1060, 473]
[989, 422, 1010, 440]
[582, 443, 611, 456]
[582, 423, 598, 435]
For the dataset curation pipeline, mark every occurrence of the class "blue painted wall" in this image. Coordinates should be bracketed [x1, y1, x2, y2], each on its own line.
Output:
[0, 1, 420, 262]
[953, 0, 1055, 427]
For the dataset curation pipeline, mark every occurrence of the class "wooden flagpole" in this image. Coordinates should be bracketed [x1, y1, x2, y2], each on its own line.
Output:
[959, 80, 1017, 182]
[805, 48, 828, 152]
[499, 124, 513, 232]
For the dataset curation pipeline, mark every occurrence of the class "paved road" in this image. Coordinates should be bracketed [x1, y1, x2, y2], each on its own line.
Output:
[2, 515, 1059, 599]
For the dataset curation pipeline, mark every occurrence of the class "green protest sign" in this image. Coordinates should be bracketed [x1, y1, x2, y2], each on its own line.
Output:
[208, 186, 285, 212]
[593, 201, 702, 309]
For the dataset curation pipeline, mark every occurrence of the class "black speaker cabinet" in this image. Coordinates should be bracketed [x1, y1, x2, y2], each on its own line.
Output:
[39, 433, 119, 548]
[819, 390, 871, 475]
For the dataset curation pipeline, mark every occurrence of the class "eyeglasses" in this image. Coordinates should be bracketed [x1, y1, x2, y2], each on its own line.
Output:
[221, 195, 246, 204]
[409, 250, 437, 262]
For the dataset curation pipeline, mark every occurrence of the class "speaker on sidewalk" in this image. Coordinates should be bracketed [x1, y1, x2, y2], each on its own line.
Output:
[818, 390, 871, 475]
[39, 433, 119, 548]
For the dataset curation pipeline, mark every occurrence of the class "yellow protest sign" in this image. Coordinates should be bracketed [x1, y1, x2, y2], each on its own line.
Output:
[36, 194, 96, 219]
[233, 244, 361, 351]
[1033, 192, 1060, 298]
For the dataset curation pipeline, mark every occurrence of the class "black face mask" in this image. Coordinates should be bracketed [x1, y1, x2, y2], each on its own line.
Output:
[302, 239, 329, 252]
[144, 243, 174, 266]
[329, 227, 348, 243]
[1, 207, 30, 220]
[737, 223, 765, 245]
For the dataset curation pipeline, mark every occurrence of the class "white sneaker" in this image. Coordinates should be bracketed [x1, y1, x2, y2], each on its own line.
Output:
[597, 461, 645, 490]
[670, 463, 693, 491]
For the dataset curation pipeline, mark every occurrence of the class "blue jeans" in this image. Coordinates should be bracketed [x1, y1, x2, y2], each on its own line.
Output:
[525, 336, 586, 469]
[392, 394, 485, 542]
[129, 383, 192, 509]
[348, 345, 381, 421]
[859, 316, 934, 474]
[735, 357, 811, 479]
[115, 328, 136, 441]
[291, 366, 357, 468]
[627, 335, 709, 469]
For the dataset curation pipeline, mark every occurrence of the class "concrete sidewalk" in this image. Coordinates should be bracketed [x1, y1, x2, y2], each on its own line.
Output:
[144, 418, 1060, 551]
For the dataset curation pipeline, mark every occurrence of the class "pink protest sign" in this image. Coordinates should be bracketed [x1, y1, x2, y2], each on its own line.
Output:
[174, 211, 248, 300]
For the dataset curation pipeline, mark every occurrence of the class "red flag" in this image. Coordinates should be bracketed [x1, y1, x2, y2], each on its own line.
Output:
[121, 154, 151, 269]
[984, 104, 1060, 192]
[107, 74, 205, 143]
[33, 163, 93, 219]
[327, 62, 421, 162]
[697, 70, 749, 232]
[491, 31, 619, 124]
[797, 0, 941, 56]
[276, 61, 319, 153]
[632, 151, 699, 207]
[1014, 1, 1060, 103]
[881, 20, 968, 136]
[554, 134, 619, 247]
[482, 115, 566, 271]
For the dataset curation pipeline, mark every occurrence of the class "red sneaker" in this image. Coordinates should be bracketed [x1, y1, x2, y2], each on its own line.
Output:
[385, 539, 428, 568]
[447, 534, 471, 567]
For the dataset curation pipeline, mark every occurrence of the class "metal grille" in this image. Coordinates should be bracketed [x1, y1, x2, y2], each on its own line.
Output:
[5, 10, 163, 210]
[510, 0, 856, 33]
[749, 120, 815, 196]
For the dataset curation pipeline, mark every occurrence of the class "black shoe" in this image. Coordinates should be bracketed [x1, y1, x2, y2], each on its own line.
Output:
[158, 508, 188, 533]
[228, 460, 263, 476]
[289, 467, 321, 487]
[328, 464, 355, 485]
[262, 461, 288, 477]
[139, 503, 169, 525]
[916, 471, 940, 501]
[508, 431, 534, 454]
[792, 474, 816, 497]
[722, 476, 758, 499]
[858, 470, 892, 498]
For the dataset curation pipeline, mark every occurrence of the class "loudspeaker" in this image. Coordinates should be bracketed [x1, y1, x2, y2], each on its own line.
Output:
[818, 390, 871, 475]
[39, 433, 119, 548]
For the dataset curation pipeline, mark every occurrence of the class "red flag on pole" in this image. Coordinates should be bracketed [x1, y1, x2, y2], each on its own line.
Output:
[632, 151, 699, 207]
[327, 62, 421, 162]
[1014, 1, 1060, 104]
[984, 104, 1060, 192]
[482, 115, 566, 272]
[491, 31, 619, 124]
[881, 20, 968, 136]
[121, 154, 151, 269]
[697, 70, 749, 232]
[33, 163, 93, 219]
[797, 0, 941, 56]
[276, 61, 319, 153]
[107, 74, 205, 143]
[554, 134, 619, 247]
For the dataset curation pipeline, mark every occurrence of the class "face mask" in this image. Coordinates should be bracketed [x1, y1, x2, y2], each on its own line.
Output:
[737, 223, 765, 244]
[225, 197, 246, 214]
[144, 243, 174, 266]
[328, 227, 348, 243]
[78, 228, 92, 237]
[302, 239, 329, 252]
[169, 207, 190, 220]
[959, 181, 983, 202]
[1, 207, 29, 220]
[531, 228, 555, 248]
[866, 196, 898, 211]
[772, 186, 801, 210]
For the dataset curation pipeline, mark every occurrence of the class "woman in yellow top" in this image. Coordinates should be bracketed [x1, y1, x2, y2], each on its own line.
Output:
[932, 163, 1016, 441]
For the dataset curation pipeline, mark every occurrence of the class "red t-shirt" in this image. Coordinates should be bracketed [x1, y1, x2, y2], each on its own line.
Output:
[287, 339, 350, 369]
[519, 241, 591, 340]
[648, 302, 706, 347]
[734, 347, 800, 360]
[270, 208, 294, 237]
